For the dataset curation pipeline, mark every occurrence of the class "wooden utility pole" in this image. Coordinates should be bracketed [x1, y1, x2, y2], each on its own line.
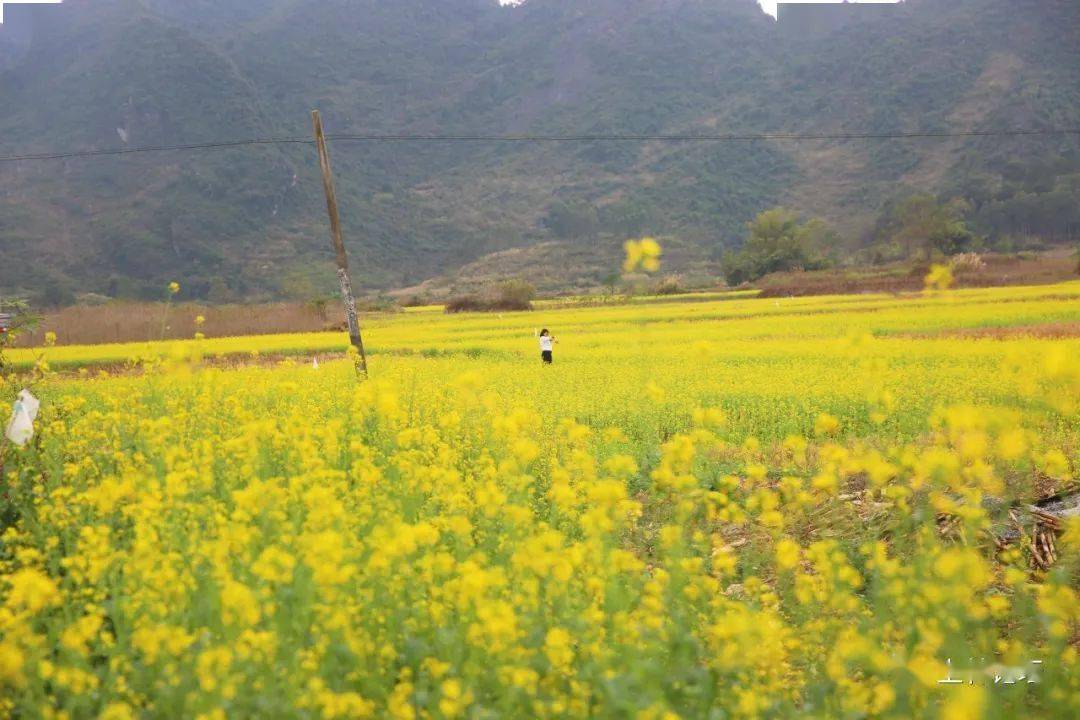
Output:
[312, 110, 368, 377]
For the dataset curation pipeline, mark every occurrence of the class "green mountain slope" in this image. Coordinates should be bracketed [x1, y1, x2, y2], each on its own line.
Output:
[0, 0, 1077, 302]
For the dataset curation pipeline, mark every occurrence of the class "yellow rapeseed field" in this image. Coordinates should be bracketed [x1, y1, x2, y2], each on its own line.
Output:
[1, 282, 1078, 718]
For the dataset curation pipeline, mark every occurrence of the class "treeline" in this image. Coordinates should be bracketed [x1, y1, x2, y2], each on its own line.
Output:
[722, 194, 1004, 286]
[962, 170, 1080, 244]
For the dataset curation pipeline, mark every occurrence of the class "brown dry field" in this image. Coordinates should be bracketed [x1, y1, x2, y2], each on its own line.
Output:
[14, 302, 334, 347]
[898, 321, 1080, 341]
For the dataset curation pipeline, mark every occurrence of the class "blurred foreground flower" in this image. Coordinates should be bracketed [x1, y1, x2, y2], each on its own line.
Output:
[814, 412, 841, 437]
[924, 264, 954, 291]
[624, 237, 662, 273]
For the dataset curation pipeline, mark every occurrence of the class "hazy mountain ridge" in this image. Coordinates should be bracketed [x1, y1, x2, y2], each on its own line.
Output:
[0, 0, 1077, 302]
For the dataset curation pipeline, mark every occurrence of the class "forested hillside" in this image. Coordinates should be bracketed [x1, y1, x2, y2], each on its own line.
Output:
[0, 0, 1077, 302]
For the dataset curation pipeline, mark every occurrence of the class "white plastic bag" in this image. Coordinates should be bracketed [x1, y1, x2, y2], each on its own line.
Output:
[5, 389, 39, 447]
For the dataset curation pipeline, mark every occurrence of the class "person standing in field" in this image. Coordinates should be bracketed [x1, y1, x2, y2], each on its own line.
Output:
[538, 328, 556, 364]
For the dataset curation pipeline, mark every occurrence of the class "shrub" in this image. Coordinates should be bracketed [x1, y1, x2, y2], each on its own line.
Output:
[401, 294, 432, 308]
[444, 295, 487, 313]
[496, 279, 536, 309]
[357, 295, 402, 313]
[445, 280, 536, 313]
[308, 298, 330, 321]
[653, 275, 684, 295]
[907, 262, 932, 278]
[949, 252, 986, 274]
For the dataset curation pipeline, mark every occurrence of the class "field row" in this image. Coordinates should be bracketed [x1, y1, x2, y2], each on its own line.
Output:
[8, 283, 1079, 373]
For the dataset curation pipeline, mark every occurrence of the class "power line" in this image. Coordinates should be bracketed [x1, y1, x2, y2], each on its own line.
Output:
[331, 129, 1080, 142]
[0, 128, 1076, 163]
[0, 137, 312, 163]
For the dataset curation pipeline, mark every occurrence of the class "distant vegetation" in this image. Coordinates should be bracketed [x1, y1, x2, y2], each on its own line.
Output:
[865, 195, 978, 262]
[0, 0, 1077, 303]
[445, 279, 537, 313]
[722, 209, 835, 285]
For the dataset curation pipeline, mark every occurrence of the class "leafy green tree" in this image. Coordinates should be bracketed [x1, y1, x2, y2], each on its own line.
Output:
[602, 271, 622, 296]
[40, 282, 76, 309]
[889, 195, 976, 260]
[722, 208, 832, 285]
[794, 217, 840, 263]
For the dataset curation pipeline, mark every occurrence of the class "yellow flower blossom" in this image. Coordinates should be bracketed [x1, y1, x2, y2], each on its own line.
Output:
[0, 281, 1075, 717]
[924, 264, 954, 291]
[5, 568, 60, 614]
[624, 237, 662, 273]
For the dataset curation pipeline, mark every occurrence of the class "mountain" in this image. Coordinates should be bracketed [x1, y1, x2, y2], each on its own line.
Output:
[0, 0, 1077, 302]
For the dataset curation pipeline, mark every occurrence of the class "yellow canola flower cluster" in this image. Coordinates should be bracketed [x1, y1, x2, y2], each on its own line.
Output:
[623, 237, 662, 273]
[925, 264, 955, 292]
[0, 282, 1078, 718]
[6, 281, 1078, 378]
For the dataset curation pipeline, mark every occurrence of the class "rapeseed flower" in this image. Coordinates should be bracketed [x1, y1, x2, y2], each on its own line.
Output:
[0, 282, 1076, 718]
[623, 237, 662, 273]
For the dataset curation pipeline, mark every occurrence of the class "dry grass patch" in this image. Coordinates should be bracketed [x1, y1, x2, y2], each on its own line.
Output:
[898, 321, 1080, 341]
[16, 302, 344, 347]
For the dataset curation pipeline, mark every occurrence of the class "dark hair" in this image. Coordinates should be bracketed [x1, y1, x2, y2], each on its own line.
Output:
[540, 328, 549, 336]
